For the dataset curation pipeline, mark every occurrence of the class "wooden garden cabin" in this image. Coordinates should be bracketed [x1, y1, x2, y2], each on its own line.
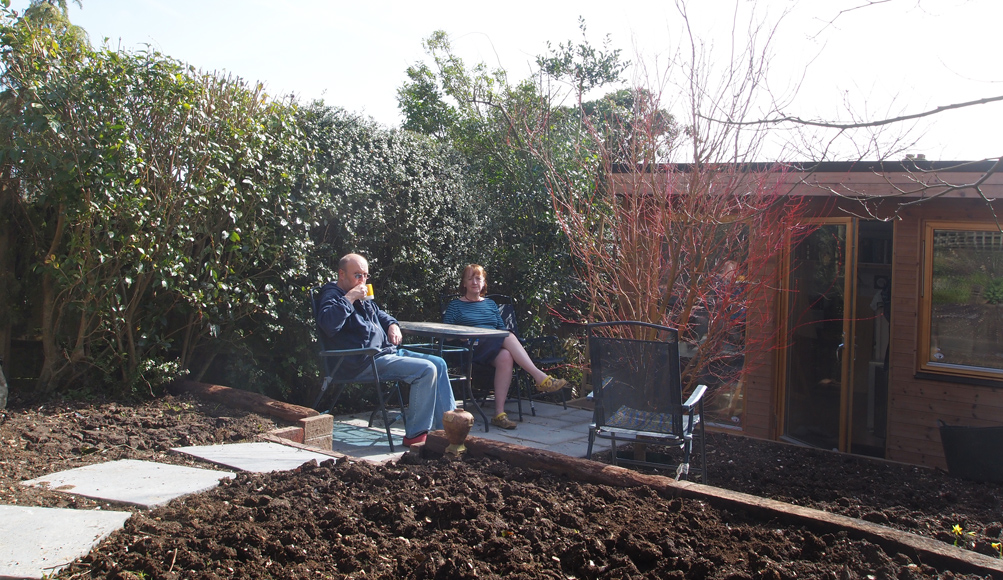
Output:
[613, 160, 1003, 470]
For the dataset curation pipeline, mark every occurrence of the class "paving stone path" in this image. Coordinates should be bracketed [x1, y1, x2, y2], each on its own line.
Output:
[0, 442, 335, 579]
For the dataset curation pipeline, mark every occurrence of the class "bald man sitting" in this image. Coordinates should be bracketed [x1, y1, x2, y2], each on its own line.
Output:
[316, 253, 455, 448]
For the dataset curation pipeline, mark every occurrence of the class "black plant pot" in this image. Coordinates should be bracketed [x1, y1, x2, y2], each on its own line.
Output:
[938, 420, 1003, 483]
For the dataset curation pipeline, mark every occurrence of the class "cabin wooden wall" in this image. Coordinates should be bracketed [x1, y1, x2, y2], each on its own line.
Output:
[617, 166, 1003, 469]
[732, 254, 780, 441]
[885, 199, 1003, 468]
[730, 195, 1003, 469]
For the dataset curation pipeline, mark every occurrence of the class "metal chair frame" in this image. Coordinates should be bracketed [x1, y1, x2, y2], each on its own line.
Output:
[586, 320, 707, 482]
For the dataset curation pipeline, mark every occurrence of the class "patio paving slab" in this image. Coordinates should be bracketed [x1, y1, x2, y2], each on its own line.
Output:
[173, 441, 338, 472]
[334, 400, 607, 461]
[0, 505, 131, 580]
[21, 459, 234, 509]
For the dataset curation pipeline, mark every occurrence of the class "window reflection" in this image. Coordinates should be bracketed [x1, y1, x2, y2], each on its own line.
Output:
[928, 228, 1003, 374]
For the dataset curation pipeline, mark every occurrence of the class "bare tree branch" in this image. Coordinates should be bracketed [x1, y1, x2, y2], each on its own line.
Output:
[809, 0, 896, 39]
[705, 94, 1003, 130]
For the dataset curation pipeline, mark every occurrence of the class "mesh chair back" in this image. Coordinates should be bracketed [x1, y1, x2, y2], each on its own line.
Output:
[494, 299, 519, 336]
[311, 288, 339, 375]
[588, 321, 684, 438]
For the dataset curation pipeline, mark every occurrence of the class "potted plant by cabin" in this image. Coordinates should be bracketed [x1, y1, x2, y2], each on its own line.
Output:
[938, 418, 1003, 483]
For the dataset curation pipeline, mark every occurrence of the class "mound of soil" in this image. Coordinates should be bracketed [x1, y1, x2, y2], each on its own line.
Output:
[2, 396, 1002, 579]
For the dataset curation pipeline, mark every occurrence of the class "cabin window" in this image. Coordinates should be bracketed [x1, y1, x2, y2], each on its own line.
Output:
[921, 222, 1003, 380]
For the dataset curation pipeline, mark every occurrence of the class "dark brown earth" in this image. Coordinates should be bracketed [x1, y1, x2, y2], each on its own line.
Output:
[2, 395, 1002, 579]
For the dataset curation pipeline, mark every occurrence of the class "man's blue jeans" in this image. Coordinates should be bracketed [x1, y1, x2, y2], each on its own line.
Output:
[356, 348, 455, 438]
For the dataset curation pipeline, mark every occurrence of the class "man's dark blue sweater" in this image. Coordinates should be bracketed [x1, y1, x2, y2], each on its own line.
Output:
[315, 281, 398, 377]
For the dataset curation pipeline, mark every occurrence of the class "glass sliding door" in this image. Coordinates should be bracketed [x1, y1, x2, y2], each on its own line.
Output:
[849, 221, 892, 457]
[782, 220, 853, 451]
[780, 219, 891, 457]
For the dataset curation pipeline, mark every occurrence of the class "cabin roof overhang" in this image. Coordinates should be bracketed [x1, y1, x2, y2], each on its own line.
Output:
[610, 160, 1003, 200]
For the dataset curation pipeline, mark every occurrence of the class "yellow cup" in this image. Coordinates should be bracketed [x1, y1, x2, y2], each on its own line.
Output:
[364, 283, 374, 300]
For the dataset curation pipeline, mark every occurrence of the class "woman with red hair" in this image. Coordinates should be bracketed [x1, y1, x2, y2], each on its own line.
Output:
[444, 264, 567, 430]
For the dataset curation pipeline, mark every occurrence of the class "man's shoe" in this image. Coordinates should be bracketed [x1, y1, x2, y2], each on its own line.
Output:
[491, 412, 518, 430]
[403, 432, 427, 448]
[536, 375, 567, 393]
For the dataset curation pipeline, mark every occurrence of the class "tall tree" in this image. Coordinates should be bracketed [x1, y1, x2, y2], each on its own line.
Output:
[518, 4, 813, 423]
[397, 25, 640, 333]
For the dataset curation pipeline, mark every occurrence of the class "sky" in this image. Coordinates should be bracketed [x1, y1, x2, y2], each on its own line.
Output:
[9, 0, 1003, 161]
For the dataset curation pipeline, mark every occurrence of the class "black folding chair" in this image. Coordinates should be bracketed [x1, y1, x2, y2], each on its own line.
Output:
[310, 288, 406, 452]
[586, 321, 707, 482]
[439, 294, 568, 421]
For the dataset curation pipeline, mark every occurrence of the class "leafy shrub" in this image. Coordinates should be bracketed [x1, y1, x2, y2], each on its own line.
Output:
[983, 278, 1003, 305]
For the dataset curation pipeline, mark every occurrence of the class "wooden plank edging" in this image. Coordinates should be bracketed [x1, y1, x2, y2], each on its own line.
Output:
[168, 380, 318, 423]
